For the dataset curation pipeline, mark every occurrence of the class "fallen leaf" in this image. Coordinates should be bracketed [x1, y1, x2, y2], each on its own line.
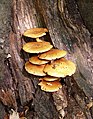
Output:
[20, 117, 27, 119]
[9, 109, 19, 119]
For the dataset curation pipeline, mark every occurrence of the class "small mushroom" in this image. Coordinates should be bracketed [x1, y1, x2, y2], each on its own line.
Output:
[25, 61, 46, 76]
[23, 28, 48, 42]
[38, 80, 62, 92]
[38, 49, 67, 60]
[23, 41, 53, 53]
[44, 58, 76, 77]
[39, 76, 59, 81]
[29, 55, 49, 65]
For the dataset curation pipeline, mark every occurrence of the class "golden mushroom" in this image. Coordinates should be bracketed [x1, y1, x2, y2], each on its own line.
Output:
[39, 76, 59, 81]
[38, 80, 62, 92]
[25, 61, 46, 76]
[23, 28, 48, 42]
[22, 27, 77, 93]
[23, 41, 53, 53]
[44, 58, 76, 77]
[38, 49, 67, 60]
[29, 55, 49, 65]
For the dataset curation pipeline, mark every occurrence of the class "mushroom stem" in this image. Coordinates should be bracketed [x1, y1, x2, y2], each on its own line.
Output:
[50, 60, 54, 64]
[36, 38, 43, 42]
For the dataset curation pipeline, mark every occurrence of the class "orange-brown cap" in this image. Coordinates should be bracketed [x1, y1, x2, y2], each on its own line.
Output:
[38, 49, 67, 60]
[25, 61, 46, 76]
[29, 56, 49, 65]
[23, 41, 53, 53]
[23, 28, 48, 38]
[44, 58, 76, 77]
[39, 76, 59, 81]
[38, 80, 62, 92]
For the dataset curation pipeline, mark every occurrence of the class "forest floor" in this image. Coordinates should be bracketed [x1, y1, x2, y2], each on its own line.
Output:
[0, 0, 11, 118]
[0, 0, 11, 79]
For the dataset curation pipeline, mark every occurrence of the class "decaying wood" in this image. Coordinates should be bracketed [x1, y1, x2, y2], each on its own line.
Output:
[0, 0, 93, 119]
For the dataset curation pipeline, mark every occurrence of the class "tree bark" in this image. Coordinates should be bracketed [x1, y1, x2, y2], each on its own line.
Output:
[0, 0, 93, 119]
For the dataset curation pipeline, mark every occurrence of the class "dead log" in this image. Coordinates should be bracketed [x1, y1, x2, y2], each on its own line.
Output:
[0, 0, 93, 118]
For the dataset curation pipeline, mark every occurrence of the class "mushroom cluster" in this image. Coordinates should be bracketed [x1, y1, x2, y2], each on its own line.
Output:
[23, 28, 76, 92]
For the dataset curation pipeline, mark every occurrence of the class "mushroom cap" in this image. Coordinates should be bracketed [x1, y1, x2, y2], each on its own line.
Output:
[29, 56, 49, 65]
[38, 49, 67, 60]
[44, 58, 76, 77]
[23, 41, 53, 53]
[25, 61, 46, 76]
[38, 80, 62, 92]
[39, 76, 59, 81]
[23, 28, 48, 38]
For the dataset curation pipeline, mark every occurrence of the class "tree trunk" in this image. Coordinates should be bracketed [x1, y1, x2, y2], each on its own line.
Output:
[0, 0, 93, 119]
